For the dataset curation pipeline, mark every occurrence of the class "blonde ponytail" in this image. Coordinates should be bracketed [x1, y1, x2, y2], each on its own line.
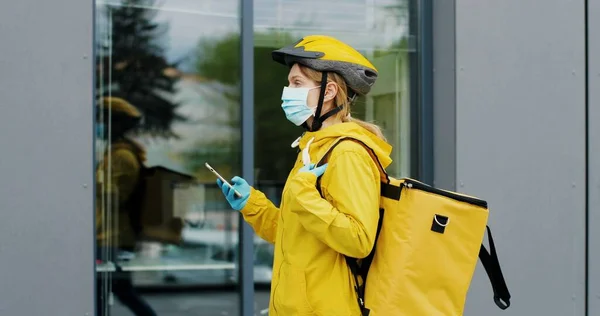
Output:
[298, 64, 387, 142]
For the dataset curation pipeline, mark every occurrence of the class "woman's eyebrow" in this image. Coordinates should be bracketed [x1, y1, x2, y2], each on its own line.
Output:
[288, 75, 302, 81]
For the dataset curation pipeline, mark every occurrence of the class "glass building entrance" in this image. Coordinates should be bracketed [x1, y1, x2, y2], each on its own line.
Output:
[94, 0, 423, 314]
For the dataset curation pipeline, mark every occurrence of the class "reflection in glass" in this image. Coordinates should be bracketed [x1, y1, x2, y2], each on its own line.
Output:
[94, 0, 253, 315]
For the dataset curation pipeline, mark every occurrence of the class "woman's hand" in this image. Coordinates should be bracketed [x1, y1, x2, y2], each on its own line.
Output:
[217, 176, 251, 211]
[298, 163, 328, 177]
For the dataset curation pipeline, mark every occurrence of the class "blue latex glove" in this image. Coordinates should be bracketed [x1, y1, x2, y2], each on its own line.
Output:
[217, 176, 251, 211]
[298, 163, 328, 177]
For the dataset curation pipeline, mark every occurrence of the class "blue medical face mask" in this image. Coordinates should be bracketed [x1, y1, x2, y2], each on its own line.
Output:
[281, 86, 320, 126]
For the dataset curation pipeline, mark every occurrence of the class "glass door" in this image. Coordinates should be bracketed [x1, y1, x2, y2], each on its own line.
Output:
[94, 1, 252, 315]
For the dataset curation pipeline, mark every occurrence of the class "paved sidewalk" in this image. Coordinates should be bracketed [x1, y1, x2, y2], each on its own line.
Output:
[110, 290, 270, 316]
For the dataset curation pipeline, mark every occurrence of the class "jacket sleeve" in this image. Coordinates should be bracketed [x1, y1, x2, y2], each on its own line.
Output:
[240, 188, 280, 244]
[287, 147, 380, 259]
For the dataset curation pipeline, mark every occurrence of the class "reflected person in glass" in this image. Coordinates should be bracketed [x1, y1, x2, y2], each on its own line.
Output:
[217, 35, 393, 315]
[95, 96, 157, 316]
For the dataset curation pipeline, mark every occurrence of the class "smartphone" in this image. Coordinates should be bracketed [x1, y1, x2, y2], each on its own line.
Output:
[205, 162, 242, 198]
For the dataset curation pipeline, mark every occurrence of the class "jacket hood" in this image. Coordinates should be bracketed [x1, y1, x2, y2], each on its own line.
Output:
[296, 122, 393, 169]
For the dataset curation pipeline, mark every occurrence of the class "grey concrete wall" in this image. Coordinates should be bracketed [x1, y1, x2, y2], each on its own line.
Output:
[0, 0, 95, 315]
[432, 0, 456, 191]
[453, 0, 587, 315]
[588, 0, 600, 314]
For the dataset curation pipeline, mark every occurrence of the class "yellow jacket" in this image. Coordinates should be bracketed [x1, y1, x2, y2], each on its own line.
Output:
[241, 122, 392, 316]
[96, 138, 146, 249]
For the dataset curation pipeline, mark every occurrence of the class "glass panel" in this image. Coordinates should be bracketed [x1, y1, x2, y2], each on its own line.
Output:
[251, 0, 417, 311]
[94, 0, 246, 315]
[252, 0, 415, 180]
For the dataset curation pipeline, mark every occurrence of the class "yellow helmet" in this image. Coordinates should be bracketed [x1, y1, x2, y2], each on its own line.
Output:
[272, 35, 378, 95]
[98, 96, 142, 119]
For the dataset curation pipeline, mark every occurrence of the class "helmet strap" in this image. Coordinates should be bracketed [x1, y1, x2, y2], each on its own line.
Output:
[311, 72, 329, 131]
[300, 105, 343, 132]
[317, 105, 342, 123]
[300, 72, 343, 132]
[348, 90, 358, 103]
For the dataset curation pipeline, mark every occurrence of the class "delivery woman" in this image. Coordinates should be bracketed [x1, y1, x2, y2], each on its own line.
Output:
[217, 35, 393, 315]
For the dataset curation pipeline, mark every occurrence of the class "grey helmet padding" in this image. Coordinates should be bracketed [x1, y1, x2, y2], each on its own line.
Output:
[300, 58, 377, 96]
[272, 48, 378, 96]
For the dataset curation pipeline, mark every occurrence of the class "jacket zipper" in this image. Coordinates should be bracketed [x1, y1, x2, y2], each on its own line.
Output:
[272, 139, 307, 314]
[272, 186, 290, 315]
[402, 179, 488, 208]
[273, 217, 284, 315]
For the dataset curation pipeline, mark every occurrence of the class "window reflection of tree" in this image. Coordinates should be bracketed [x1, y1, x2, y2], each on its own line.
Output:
[96, 0, 186, 139]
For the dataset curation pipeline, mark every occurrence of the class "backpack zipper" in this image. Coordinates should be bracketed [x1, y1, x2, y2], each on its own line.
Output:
[402, 179, 488, 208]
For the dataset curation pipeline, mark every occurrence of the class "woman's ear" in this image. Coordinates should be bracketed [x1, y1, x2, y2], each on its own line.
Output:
[323, 82, 338, 103]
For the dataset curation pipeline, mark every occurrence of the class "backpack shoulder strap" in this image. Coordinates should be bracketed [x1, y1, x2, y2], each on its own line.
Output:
[479, 226, 511, 309]
[316, 136, 389, 183]
[316, 136, 402, 200]
[314, 137, 388, 316]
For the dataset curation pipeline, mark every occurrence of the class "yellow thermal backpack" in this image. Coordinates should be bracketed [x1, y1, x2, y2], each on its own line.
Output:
[316, 137, 511, 316]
